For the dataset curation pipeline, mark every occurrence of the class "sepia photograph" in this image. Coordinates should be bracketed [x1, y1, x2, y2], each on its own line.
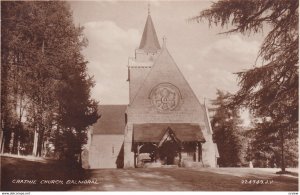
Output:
[0, 0, 298, 193]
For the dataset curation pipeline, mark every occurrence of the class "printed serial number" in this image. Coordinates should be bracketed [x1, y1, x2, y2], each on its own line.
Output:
[241, 179, 274, 184]
[288, 193, 298, 195]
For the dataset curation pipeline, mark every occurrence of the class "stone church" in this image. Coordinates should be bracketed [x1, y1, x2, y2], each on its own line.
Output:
[84, 10, 219, 169]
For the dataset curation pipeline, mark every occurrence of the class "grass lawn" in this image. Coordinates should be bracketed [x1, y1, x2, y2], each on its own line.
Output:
[1, 155, 298, 191]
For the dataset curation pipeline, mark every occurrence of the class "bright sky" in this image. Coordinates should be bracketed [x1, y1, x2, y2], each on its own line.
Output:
[70, 1, 266, 125]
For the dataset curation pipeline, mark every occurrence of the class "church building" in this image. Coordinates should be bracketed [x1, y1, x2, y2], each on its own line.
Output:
[84, 9, 219, 169]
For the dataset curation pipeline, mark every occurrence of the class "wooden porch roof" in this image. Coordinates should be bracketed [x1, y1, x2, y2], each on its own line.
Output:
[133, 123, 206, 143]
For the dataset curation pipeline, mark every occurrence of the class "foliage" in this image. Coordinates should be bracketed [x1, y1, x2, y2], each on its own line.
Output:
[244, 119, 298, 168]
[210, 90, 243, 167]
[192, 0, 298, 171]
[1, 1, 99, 162]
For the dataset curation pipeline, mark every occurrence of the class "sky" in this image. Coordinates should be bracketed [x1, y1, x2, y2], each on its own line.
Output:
[69, 1, 266, 122]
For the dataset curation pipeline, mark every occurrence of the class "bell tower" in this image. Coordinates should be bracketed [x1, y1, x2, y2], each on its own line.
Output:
[127, 4, 161, 103]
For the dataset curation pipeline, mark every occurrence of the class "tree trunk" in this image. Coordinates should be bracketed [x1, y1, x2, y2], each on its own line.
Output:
[17, 96, 23, 156]
[32, 125, 39, 156]
[53, 125, 60, 158]
[1, 54, 10, 154]
[280, 129, 285, 172]
[36, 127, 44, 157]
[0, 131, 4, 154]
[79, 149, 82, 167]
[17, 140, 20, 156]
[3, 127, 12, 153]
[12, 130, 18, 154]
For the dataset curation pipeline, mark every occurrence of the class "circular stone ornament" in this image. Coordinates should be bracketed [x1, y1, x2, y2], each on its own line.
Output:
[150, 83, 181, 111]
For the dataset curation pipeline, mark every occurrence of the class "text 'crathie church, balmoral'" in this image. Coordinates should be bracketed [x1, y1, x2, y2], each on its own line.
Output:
[83, 6, 219, 169]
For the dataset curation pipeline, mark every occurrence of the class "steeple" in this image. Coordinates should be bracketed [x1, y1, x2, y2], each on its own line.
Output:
[138, 5, 161, 53]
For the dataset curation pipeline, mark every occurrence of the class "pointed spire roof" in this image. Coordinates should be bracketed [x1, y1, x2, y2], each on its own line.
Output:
[139, 14, 161, 52]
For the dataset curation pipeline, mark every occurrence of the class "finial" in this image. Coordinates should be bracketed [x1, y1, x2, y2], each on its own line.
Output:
[162, 36, 167, 47]
[148, 1, 150, 15]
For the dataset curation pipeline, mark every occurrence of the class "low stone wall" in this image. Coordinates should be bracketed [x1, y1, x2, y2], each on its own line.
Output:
[181, 160, 205, 168]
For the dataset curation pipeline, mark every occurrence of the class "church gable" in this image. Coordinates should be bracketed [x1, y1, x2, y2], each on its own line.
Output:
[129, 46, 204, 120]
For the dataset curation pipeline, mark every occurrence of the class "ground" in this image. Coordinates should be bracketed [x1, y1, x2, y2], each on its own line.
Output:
[1, 155, 298, 191]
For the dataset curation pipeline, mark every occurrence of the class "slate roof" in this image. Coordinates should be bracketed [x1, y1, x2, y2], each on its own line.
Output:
[133, 123, 206, 143]
[139, 14, 161, 52]
[92, 105, 127, 135]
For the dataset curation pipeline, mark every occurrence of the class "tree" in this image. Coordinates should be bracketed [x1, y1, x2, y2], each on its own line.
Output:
[1, 1, 34, 154]
[55, 51, 99, 163]
[1, 2, 99, 163]
[244, 118, 298, 168]
[191, 0, 298, 172]
[210, 90, 243, 167]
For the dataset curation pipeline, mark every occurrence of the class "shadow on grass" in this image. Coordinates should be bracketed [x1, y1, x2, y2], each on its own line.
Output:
[1, 156, 298, 191]
[146, 168, 298, 191]
[71, 168, 298, 191]
[276, 171, 298, 177]
[1, 156, 92, 191]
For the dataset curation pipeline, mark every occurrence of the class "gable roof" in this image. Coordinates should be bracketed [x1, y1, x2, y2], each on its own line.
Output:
[92, 105, 127, 135]
[133, 123, 205, 143]
[130, 45, 202, 111]
[139, 14, 161, 52]
[158, 128, 182, 147]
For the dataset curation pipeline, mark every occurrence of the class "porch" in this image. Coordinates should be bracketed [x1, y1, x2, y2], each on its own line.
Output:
[132, 123, 206, 168]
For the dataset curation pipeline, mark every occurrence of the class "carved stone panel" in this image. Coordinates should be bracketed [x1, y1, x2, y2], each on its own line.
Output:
[150, 83, 181, 112]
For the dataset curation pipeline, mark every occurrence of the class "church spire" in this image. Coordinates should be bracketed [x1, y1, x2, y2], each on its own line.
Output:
[138, 4, 161, 53]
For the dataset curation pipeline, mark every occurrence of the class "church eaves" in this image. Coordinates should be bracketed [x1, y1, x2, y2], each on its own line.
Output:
[138, 14, 161, 52]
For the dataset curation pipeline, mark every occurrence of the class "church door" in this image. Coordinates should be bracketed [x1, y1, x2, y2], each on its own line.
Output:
[158, 139, 180, 165]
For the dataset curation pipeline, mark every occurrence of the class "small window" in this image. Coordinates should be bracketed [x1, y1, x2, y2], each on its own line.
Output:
[112, 145, 114, 155]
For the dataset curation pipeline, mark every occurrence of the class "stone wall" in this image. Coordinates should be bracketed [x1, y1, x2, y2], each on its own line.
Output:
[89, 134, 124, 168]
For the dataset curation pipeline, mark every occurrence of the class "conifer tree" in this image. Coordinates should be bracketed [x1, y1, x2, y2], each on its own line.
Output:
[191, 0, 298, 172]
[1, 1, 99, 162]
[210, 90, 243, 167]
